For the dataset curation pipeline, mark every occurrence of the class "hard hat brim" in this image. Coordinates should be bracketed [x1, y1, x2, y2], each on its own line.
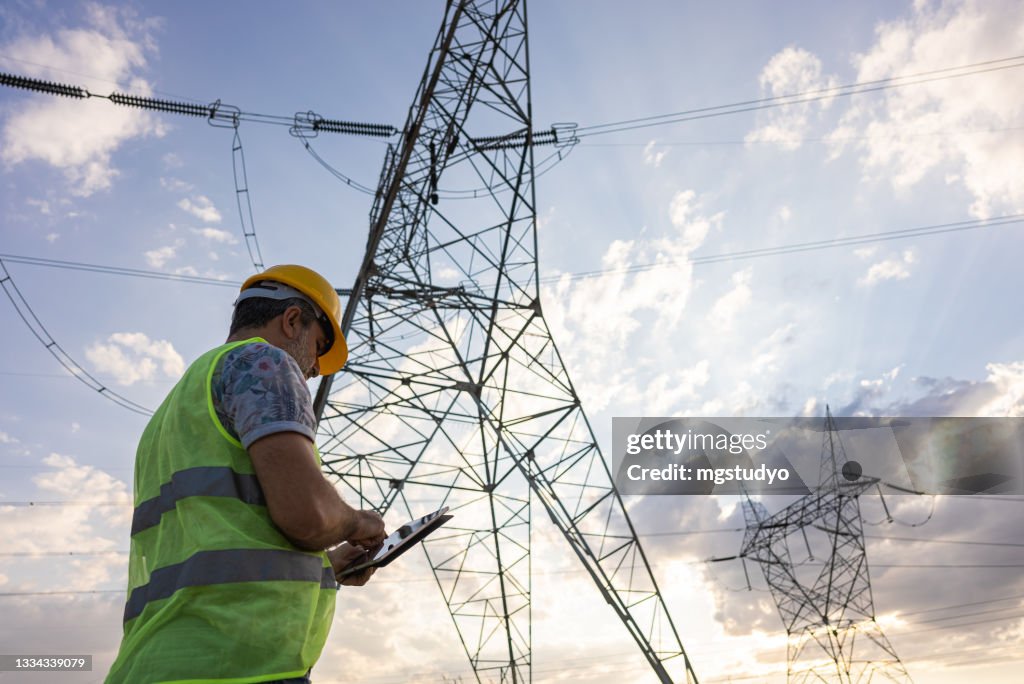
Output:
[318, 316, 348, 376]
[239, 265, 348, 375]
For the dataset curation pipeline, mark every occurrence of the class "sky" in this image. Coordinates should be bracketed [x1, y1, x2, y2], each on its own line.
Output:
[1, 0, 1023, 682]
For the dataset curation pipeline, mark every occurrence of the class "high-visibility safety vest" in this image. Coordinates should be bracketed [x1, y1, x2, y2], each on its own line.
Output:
[106, 338, 337, 684]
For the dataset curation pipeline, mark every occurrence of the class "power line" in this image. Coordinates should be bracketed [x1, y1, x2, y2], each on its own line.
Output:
[0, 550, 128, 557]
[0, 258, 152, 416]
[864, 534, 1024, 549]
[0, 253, 241, 287]
[578, 124, 1024, 148]
[894, 610, 1024, 635]
[6, 214, 1020, 294]
[0, 70, 398, 137]
[0, 501, 131, 506]
[573, 54, 1024, 139]
[910, 604, 1024, 626]
[642, 525, 1024, 549]
[298, 132, 577, 199]
[898, 592, 1024, 617]
[0, 589, 122, 597]
[231, 128, 266, 273]
[539, 214, 1024, 284]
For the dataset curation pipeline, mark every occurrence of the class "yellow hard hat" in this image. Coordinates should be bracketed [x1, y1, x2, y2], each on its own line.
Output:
[239, 264, 348, 375]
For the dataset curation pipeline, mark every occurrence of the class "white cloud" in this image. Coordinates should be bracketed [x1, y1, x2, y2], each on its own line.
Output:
[85, 331, 185, 386]
[162, 152, 183, 168]
[178, 196, 222, 223]
[0, 430, 18, 444]
[857, 249, 915, 286]
[708, 269, 753, 330]
[160, 176, 194, 192]
[977, 361, 1024, 416]
[435, 265, 460, 281]
[36, 452, 131, 525]
[746, 46, 838, 150]
[190, 227, 237, 244]
[0, 7, 165, 196]
[542, 189, 722, 412]
[828, 0, 1024, 217]
[25, 198, 51, 215]
[643, 140, 668, 167]
[144, 239, 183, 268]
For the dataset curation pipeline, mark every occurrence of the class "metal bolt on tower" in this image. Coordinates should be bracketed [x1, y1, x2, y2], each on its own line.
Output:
[313, 1, 698, 681]
[739, 409, 911, 683]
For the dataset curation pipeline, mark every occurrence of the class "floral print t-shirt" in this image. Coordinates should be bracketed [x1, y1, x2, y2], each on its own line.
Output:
[211, 341, 316, 449]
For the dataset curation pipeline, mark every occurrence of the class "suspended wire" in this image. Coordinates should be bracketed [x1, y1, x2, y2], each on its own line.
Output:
[898, 592, 1024, 617]
[0, 253, 242, 287]
[298, 138, 377, 195]
[573, 54, 1024, 139]
[0, 501, 131, 506]
[0, 589, 123, 597]
[4, 215, 1018, 294]
[0, 70, 398, 137]
[0, 52, 223, 105]
[862, 534, 1024, 548]
[5, 54, 1022, 145]
[0, 258, 152, 416]
[296, 129, 578, 198]
[864, 494, 936, 527]
[642, 525, 1024, 549]
[539, 214, 1024, 285]
[578, 124, 1024, 148]
[0, 550, 128, 557]
[231, 127, 266, 272]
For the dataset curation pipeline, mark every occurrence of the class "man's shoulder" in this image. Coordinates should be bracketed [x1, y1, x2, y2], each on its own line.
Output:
[212, 340, 315, 449]
[219, 340, 299, 375]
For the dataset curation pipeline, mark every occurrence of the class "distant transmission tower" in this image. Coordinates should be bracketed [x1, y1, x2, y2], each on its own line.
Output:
[739, 408, 911, 683]
[313, 1, 698, 682]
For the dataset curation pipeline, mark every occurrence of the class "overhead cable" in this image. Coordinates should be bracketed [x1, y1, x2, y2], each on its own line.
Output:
[4, 215, 1019, 293]
[0, 70, 398, 138]
[5, 55, 1023, 143]
[298, 135, 577, 199]
[572, 54, 1024, 139]
[539, 214, 1024, 284]
[231, 128, 266, 272]
[0, 253, 241, 287]
[0, 258, 153, 416]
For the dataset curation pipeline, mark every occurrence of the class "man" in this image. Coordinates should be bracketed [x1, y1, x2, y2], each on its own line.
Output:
[106, 264, 386, 684]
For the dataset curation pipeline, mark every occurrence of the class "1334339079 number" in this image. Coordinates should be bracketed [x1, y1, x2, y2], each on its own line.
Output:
[0, 655, 92, 671]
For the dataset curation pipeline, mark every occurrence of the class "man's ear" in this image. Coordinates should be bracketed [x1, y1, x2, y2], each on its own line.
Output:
[280, 305, 304, 340]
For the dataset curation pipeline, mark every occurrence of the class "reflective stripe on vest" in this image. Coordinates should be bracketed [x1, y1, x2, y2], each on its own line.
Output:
[105, 338, 338, 684]
[131, 466, 265, 536]
[123, 548, 336, 622]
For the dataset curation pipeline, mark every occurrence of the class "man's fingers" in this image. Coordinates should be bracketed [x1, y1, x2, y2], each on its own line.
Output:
[339, 566, 376, 587]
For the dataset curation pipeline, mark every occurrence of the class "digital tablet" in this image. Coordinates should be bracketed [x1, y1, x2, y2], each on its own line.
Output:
[337, 506, 453, 578]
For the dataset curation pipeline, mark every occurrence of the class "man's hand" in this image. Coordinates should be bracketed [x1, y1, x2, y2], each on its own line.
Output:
[328, 542, 377, 587]
[347, 509, 386, 549]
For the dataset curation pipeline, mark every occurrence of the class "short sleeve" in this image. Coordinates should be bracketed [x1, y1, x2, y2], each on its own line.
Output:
[211, 342, 316, 449]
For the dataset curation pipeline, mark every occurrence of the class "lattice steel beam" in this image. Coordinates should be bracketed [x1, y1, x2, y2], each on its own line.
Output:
[314, 1, 697, 681]
[740, 410, 911, 683]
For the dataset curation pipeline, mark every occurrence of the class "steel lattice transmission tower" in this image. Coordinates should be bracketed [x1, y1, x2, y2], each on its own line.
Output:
[739, 409, 911, 683]
[312, 1, 698, 682]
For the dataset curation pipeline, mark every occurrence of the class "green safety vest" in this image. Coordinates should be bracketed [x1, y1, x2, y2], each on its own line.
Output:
[106, 338, 337, 684]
